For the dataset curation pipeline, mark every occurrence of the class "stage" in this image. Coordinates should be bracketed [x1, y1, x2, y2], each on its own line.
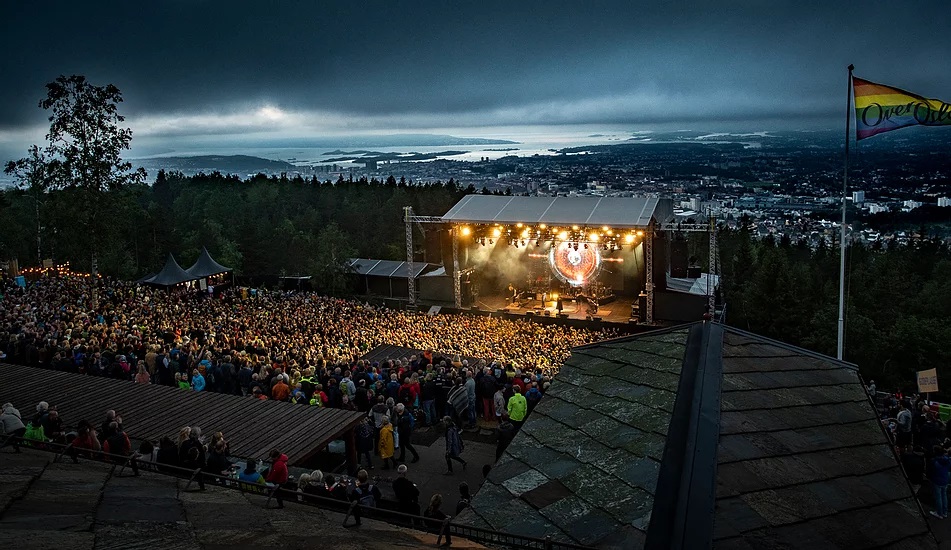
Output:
[472, 293, 638, 324]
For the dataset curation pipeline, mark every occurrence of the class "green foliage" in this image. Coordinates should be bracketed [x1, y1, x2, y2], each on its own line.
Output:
[720, 228, 951, 396]
[0, 170, 472, 283]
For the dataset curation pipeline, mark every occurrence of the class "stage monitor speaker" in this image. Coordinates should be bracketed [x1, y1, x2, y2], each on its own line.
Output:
[592, 316, 602, 322]
[526, 311, 535, 317]
[558, 313, 568, 319]
[544, 310, 551, 316]
[671, 239, 688, 278]
[497, 309, 507, 314]
[687, 266, 702, 279]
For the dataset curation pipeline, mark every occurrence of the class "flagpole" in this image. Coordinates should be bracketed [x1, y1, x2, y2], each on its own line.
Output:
[837, 64, 854, 361]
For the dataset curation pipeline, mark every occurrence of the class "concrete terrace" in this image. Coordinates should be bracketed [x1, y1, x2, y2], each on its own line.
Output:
[0, 448, 489, 550]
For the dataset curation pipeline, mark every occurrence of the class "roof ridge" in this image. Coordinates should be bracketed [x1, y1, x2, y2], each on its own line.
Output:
[721, 325, 859, 371]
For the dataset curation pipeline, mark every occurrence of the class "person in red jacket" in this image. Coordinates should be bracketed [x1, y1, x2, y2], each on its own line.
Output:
[265, 448, 290, 508]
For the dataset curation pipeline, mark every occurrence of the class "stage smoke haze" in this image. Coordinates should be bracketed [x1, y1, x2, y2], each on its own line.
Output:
[467, 239, 538, 292]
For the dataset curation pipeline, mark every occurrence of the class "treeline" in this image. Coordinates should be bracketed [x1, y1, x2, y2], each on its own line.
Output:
[1, 173, 948, 392]
[0, 171, 478, 280]
[718, 224, 951, 396]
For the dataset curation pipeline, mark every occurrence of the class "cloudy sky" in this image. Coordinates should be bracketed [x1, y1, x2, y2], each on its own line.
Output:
[2, 0, 950, 158]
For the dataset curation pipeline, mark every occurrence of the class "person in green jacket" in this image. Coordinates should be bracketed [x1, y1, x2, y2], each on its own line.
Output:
[175, 372, 190, 390]
[507, 387, 528, 429]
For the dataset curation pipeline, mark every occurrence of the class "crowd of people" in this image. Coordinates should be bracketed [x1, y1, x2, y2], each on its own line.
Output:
[0, 274, 616, 396]
[0, 272, 620, 534]
[878, 389, 951, 520]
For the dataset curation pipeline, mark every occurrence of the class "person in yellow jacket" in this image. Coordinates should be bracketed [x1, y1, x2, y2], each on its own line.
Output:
[378, 416, 396, 470]
[507, 386, 528, 430]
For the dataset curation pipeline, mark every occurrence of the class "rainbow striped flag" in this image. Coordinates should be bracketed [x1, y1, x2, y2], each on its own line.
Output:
[853, 77, 951, 140]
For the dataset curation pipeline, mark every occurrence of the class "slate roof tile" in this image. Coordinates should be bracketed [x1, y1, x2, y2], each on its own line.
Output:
[501, 469, 550, 497]
[566, 508, 628, 546]
[460, 325, 937, 549]
[486, 455, 533, 483]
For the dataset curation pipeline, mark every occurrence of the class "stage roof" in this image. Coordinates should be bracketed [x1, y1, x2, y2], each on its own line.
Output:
[441, 196, 673, 228]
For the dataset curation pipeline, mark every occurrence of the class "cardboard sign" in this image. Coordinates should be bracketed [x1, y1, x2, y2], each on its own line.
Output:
[918, 368, 939, 393]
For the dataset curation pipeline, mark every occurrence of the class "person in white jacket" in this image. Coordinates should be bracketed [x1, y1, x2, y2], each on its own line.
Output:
[1, 403, 26, 453]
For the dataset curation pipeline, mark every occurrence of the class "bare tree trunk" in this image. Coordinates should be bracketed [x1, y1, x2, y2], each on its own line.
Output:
[35, 199, 41, 263]
[91, 251, 98, 309]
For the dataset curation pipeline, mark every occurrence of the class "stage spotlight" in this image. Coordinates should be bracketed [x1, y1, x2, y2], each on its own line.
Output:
[637, 230, 644, 236]
[493, 228, 502, 238]
[602, 226, 610, 232]
[590, 233, 599, 242]
[521, 228, 530, 239]
[516, 222, 523, 228]
[572, 225, 580, 231]
[461, 226, 471, 236]
[539, 224, 547, 229]
[558, 230, 569, 241]
[625, 233, 635, 244]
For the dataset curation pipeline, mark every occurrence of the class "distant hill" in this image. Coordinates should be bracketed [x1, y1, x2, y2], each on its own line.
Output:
[134, 155, 298, 174]
[256, 134, 518, 148]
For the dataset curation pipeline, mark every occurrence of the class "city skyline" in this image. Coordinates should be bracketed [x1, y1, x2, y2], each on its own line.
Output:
[2, 1, 951, 160]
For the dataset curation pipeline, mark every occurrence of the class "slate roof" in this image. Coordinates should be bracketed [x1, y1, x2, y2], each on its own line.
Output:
[712, 328, 936, 550]
[440, 196, 674, 228]
[459, 327, 690, 548]
[458, 323, 937, 550]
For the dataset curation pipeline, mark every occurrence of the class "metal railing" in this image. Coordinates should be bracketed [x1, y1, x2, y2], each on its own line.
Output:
[2, 436, 595, 550]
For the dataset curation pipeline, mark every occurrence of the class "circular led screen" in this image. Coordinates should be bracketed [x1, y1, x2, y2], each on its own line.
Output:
[549, 242, 601, 286]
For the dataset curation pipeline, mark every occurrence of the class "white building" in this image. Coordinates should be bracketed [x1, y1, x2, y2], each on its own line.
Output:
[852, 190, 865, 204]
[938, 197, 951, 207]
[868, 203, 888, 214]
[902, 200, 922, 212]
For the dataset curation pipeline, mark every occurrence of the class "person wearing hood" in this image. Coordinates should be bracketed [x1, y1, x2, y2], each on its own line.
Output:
[191, 369, 206, 392]
[265, 448, 290, 508]
[1, 403, 26, 452]
[378, 416, 396, 470]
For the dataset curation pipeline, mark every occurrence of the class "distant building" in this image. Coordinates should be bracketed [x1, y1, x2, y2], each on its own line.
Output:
[689, 196, 702, 212]
[902, 200, 922, 212]
[938, 197, 951, 207]
[868, 203, 888, 214]
[852, 190, 865, 204]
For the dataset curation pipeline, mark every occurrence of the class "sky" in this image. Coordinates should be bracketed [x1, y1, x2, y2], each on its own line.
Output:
[2, 0, 950, 159]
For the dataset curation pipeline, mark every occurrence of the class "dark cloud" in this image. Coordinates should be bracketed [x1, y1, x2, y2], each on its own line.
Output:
[1, 0, 950, 146]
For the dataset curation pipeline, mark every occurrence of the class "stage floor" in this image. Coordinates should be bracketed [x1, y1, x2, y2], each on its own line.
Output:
[473, 294, 636, 324]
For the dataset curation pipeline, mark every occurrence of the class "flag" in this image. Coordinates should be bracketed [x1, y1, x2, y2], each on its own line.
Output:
[853, 77, 951, 140]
